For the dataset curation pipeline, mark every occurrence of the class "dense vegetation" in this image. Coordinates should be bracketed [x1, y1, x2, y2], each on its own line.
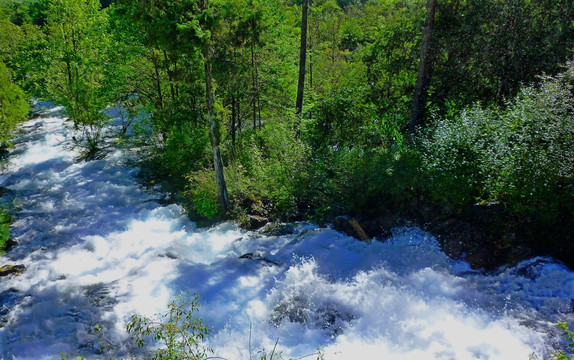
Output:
[0, 0, 573, 267]
[0, 208, 11, 255]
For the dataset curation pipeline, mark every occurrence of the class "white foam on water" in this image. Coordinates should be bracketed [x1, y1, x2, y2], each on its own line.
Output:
[1, 107, 573, 360]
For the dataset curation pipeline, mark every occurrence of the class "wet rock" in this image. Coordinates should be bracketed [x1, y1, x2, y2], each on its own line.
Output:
[464, 202, 505, 225]
[245, 214, 269, 230]
[2, 238, 18, 253]
[332, 216, 358, 239]
[270, 296, 354, 336]
[239, 252, 281, 266]
[270, 294, 310, 326]
[315, 305, 354, 336]
[261, 222, 298, 236]
[0, 264, 25, 277]
[331, 215, 397, 242]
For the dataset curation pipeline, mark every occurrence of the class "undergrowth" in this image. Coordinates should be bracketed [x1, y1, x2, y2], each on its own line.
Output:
[0, 208, 12, 255]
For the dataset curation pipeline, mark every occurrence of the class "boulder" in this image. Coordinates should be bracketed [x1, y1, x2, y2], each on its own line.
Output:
[3, 239, 18, 253]
[0, 264, 25, 277]
[245, 214, 269, 230]
[332, 216, 372, 242]
[239, 252, 281, 266]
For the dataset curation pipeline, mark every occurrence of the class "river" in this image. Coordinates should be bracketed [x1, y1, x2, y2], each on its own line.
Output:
[1, 103, 573, 359]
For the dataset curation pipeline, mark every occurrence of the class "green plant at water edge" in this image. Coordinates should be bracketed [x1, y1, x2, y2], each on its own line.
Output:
[59, 354, 84, 360]
[0, 208, 12, 256]
[0, 61, 29, 148]
[554, 322, 574, 360]
[126, 292, 212, 360]
[255, 346, 325, 360]
[186, 169, 221, 220]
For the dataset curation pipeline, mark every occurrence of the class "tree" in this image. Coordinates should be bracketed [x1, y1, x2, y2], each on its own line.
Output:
[114, 0, 230, 213]
[430, 0, 574, 113]
[408, 0, 437, 134]
[295, 0, 309, 133]
[44, 0, 111, 157]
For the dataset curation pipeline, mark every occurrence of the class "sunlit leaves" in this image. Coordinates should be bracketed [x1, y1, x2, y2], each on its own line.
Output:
[0, 61, 29, 146]
[126, 292, 212, 360]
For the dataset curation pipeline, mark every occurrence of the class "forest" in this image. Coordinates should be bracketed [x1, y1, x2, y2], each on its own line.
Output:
[1, 0, 574, 269]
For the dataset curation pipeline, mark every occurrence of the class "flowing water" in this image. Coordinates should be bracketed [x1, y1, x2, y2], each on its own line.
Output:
[1, 104, 574, 360]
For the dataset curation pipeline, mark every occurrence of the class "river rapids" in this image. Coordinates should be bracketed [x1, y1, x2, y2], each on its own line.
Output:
[1, 104, 574, 360]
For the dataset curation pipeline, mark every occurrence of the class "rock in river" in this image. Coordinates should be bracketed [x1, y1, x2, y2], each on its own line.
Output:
[0, 264, 26, 277]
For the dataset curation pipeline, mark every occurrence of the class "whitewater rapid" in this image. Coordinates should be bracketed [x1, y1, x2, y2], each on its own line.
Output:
[1, 104, 573, 359]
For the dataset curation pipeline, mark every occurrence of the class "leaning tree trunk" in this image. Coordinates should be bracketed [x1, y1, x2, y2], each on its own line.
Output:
[205, 48, 230, 214]
[408, 0, 438, 135]
[294, 0, 309, 134]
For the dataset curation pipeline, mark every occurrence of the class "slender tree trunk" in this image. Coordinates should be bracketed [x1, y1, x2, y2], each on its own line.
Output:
[251, 41, 257, 131]
[237, 99, 241, 141]
[231, 95, 237, 147]
[295, 0, 309, 133]
[205, 47, 230, 214]
[164, 50, 176, 102]
[151, 51, 164, 109]
[309, 51, 313, 90]
[255, 48, 261, 131]
[408, 0, 438, 135]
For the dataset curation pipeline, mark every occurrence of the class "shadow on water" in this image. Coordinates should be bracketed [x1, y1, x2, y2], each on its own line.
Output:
[3, 154, 159, 261]
[0, 279, 148, 359]
[0, 112, 164, 358]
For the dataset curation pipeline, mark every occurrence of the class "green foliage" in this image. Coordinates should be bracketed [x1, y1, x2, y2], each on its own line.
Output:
[0, 61, 29, 147]
[186, 169, 221, 220]
[157, 122, 211, 183]
[40, 0, 112, 156]
[256, 346, 325, 360]
[293, 146, 421, 219]
[553, 322, 574, 360]
[59, 353, 84, 360]
[0, 208, 12, 256]
[432, 0, 574, 111]
[225, 117, 307, 219]
[422, 64, 574, 219]
[363, 0, 424, 128]
[126, 292, 212, 360]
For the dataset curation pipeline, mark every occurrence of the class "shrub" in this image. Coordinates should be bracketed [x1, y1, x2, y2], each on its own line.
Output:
[0, 61, 29, 148]
[421, 62, 574, 219]
[0, 208, 11, 255]
[553, 322, 574, 360]
[186, 169, 221, 220]
[127, 292, 212, 360]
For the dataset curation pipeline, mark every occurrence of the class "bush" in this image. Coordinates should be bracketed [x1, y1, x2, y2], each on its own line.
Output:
[186, 168, 221, 220]
[421, 63, 574, 219]
[157, 122, 210, 184]
[224, 118, 308, 219]
[0, 61, 29, 148]
[127, 292, 212, 360]
[0, 208, 11, 255]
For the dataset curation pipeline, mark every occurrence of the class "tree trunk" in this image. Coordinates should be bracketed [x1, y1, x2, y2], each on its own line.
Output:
[251, 41, 257, 131]
[295, 0, 309, 133]
[205, 48, 230, 214]
[151, 51, 164, 110]
[231, 95, 237, 148]
[408, 0, 438, 135]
